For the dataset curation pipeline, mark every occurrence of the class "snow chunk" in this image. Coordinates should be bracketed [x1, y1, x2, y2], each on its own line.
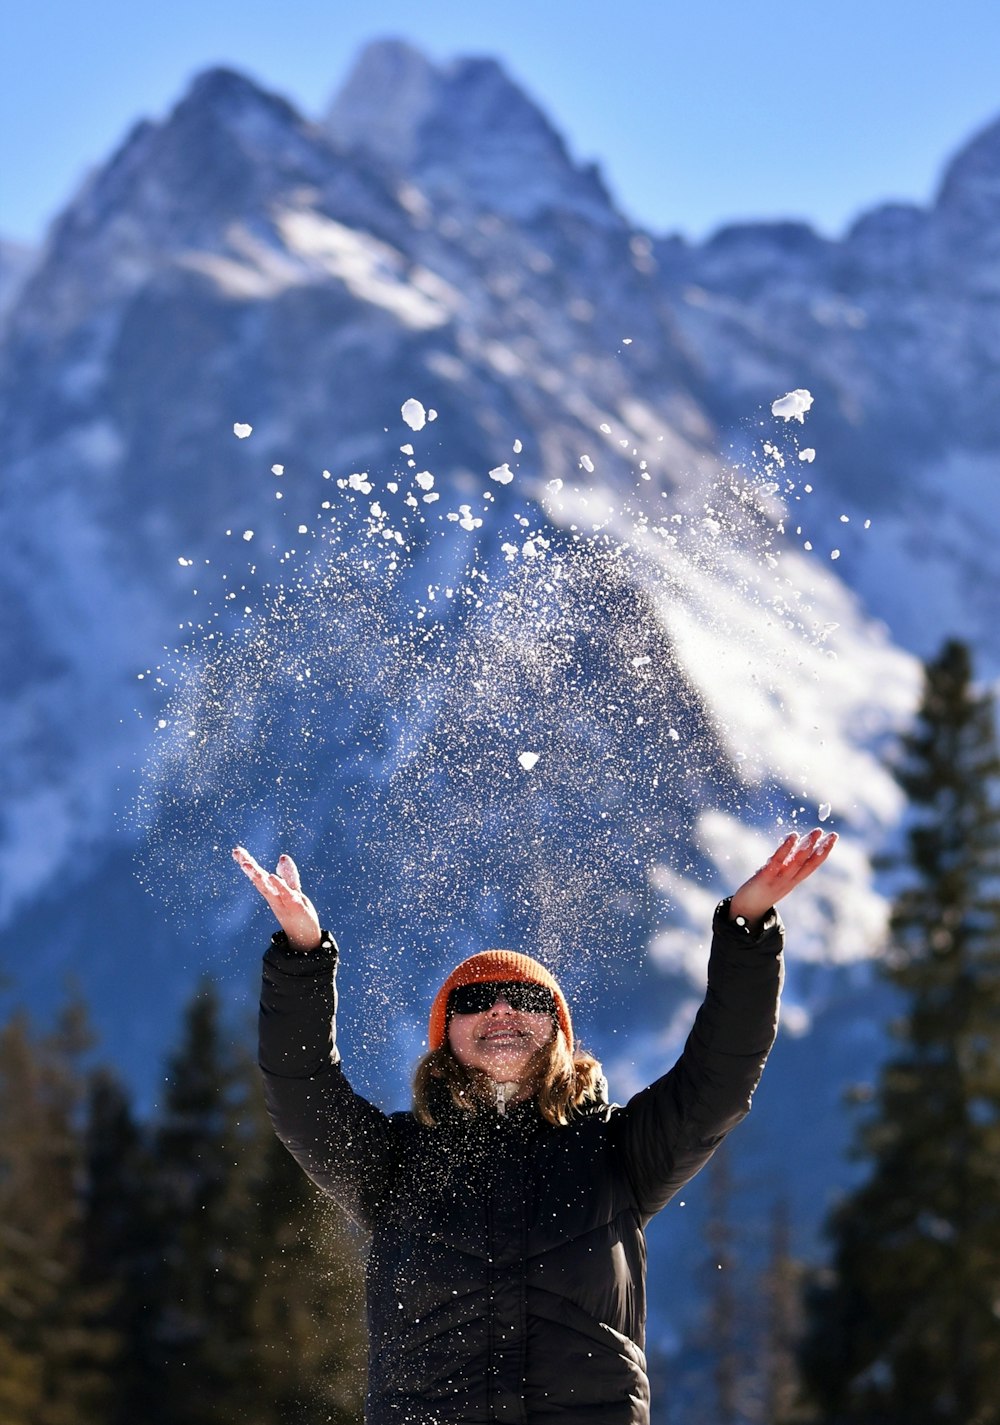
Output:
[580, 454, 595, 473]
[177, 557, 192, 567]
[771, 389, 814, 423]
[233, 422, 253, 439]
[271, 463, 284, 475]
[446, 504, 482, 531]
[518, 751, 540, 771]
[798, 448, 816, 463]
[489, 463, 514, 485]
[348, 472, 373, 494]
[819, 802, 832, 821]
[242, 530, 254, 541]
[415, 470, 435, 491]
[513, 439, 523, 453]
[401, 398, 427, 431]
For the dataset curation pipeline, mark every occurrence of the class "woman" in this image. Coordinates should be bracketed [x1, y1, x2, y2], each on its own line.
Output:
[235, 828, 836, 1425]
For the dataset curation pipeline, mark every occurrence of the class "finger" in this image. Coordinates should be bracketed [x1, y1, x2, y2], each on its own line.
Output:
[763, 833, 803, 873]
[233, 848, 292, 902]
[276, 853, 302, 892]
[765, 830, 824, 883]
[233, 845, 266, 880]
[785, 830, 838, 885]
[806, 830, 838, 865]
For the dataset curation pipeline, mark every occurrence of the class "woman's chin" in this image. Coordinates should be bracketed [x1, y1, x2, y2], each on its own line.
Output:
[477, 1051, 532, 1082]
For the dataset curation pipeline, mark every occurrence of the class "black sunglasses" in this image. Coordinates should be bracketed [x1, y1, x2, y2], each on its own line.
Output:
[448, 980, 556, 1016]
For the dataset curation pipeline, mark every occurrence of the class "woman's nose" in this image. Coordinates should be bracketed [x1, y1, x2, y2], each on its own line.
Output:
[487, 995, 514, 1013]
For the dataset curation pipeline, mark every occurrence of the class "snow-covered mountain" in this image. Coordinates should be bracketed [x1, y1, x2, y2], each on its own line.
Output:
[1, 37, 995, 1354]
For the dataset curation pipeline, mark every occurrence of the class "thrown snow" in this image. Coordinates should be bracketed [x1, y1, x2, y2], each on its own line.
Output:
[233, 422, 253, 439]
[242, 530, 254, 541]
[819, 802, 832, 821]
[415, 471, 435, 491]
[518, 751, 540, 771]
[798, 448, 816, 463]
[580, 454, 595, 473]
[771, 389, 814, 423]
[489, 463, 514, 485]
[401, 398, 427, 431]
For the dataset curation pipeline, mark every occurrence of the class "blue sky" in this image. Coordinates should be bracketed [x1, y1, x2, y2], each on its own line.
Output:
[4, 0, 1000, 247]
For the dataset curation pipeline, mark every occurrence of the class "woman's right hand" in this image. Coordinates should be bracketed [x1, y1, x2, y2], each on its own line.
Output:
[232, 846, 322, 951]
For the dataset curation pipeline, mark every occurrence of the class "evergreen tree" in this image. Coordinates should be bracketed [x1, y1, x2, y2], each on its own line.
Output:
[758, 1198, 806, 1425]
[79, 1066, 164, 1425]
[0, 1004, 117, 1425]
[147, 978, 259, 1424]
[705, 1145, 741, 1425]
[798, 639, 1000, 1423]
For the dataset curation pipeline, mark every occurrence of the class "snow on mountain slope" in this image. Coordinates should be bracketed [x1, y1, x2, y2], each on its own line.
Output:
[659, 125, 1000, 671]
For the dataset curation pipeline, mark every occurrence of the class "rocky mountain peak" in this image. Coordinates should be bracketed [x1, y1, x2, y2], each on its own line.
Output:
[930, 113, 1000, 279]
[325, 38, 621, 226]
[934, 112, 1000, 217]
[46, 66, 320, 258]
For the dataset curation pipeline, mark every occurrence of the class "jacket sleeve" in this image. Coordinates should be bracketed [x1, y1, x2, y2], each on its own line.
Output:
[258, 929, 395, 1230]
[610, 899, 784, 1221]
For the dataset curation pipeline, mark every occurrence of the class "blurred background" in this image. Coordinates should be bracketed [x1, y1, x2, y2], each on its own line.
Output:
[2, 2, 999, 1421]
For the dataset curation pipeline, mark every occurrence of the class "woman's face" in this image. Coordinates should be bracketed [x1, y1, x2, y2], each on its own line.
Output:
[448, 990, 555, 1082]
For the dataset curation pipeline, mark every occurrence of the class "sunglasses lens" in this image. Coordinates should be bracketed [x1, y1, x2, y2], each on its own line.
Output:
[449, 980, 555, 1016]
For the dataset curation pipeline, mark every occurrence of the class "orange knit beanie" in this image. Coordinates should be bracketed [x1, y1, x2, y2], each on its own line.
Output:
[428, 949, 573, 1053]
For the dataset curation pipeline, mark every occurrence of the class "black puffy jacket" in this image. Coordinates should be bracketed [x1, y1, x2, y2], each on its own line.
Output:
[258, 902, 784, 1424]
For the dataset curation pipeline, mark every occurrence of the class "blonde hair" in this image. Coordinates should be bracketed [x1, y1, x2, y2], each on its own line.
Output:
[412, 1033, 605, 1128]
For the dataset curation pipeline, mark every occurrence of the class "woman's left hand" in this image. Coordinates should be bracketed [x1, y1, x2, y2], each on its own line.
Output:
[728, 828, 837, 931]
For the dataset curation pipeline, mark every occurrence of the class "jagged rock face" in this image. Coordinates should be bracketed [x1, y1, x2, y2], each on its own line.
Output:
[325, 39, 620, 225]
[0, 238, 36, 320]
